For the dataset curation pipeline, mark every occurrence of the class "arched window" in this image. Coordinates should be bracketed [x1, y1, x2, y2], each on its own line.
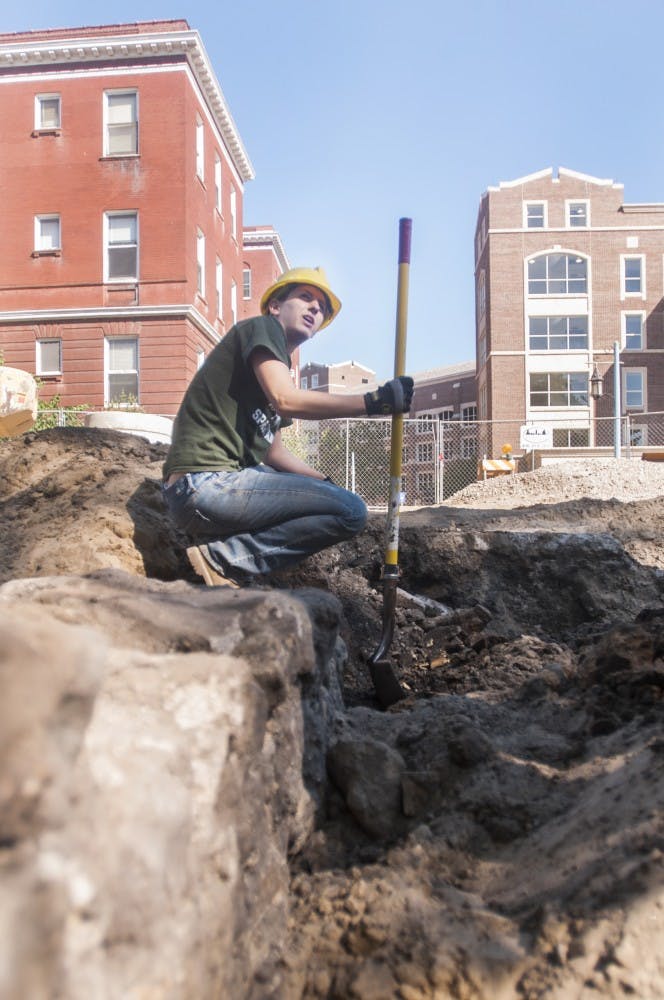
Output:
[527, 252, 587, 295]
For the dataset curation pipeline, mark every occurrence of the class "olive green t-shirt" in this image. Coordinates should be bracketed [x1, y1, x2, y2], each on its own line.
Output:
[163, 314, 292, 478]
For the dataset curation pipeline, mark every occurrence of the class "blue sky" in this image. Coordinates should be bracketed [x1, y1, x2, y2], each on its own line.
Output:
[5, 0, 664, 379]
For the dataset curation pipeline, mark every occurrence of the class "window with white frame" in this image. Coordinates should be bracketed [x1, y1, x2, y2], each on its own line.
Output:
[196, 348, 205, 370]
[461, 404, 477, 422]
[215, 258, 223, 318]
[214, 154, 222, 212]
[36, 339, 62, 375]
[552, 427, 590, 447]
[416, 471, 434, 497]
[567, 201, 589, 227]
[524, 202, 546, 228]
[230, 280, 237, 324]
[196, 118, 204, 181]
[529, 372, 589, 407]
[35, 94, 61, 130]
[104, 91, 138, 156]
[300, 376, 308, 389]
[311, 374, 319, 388]
[528, 315, 588, 350]
[461, 436, 478, 458]
[196, 230, 206, 297]
[623, 312, 644, 350]
[417, 441, 433, 463]
[528, 253, 587, 295]
[622, 255, 645, 297]
[624, 369, 645, 409]
[34, 215, 61, 252]
[230, 187, 237, 239]
[105, 212, 138, 281]
[242, 268, 252, 300]
[477, 270, 486, 316]
[105, 337, 138, 405]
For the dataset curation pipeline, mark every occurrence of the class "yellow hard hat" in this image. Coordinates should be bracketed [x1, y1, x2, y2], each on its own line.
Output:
[260, 266, 341, 329]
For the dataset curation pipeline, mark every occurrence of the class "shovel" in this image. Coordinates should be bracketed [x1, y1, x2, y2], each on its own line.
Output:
[368, 217, 412, 709]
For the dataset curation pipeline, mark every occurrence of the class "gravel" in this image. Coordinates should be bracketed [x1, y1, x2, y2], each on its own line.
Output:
[445, 457, 664, 508]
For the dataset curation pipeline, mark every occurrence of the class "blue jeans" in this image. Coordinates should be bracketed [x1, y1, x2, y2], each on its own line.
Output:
[162, 466, 368, 578]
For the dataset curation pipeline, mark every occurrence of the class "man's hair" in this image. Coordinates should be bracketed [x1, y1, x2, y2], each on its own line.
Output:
[269, 283, 332, 319]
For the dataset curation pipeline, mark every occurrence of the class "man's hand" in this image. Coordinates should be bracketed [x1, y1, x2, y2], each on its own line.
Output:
[364, 376, 414, 416]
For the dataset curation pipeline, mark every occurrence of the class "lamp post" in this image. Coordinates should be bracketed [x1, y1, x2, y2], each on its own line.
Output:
[589, 346, 622, 459]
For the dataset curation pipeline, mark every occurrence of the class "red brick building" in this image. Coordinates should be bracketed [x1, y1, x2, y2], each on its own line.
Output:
[0, 20, 286, 415]
[475, 167, 664, 449]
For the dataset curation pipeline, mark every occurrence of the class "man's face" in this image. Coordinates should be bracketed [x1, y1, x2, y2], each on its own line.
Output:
[268, 284, 328, 346]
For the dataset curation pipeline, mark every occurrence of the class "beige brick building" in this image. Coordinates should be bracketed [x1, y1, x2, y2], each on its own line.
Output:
[475, 167, 664, 449]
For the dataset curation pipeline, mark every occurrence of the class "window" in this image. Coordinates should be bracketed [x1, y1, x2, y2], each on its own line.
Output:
[623, 313, 644, 350]
[311, 374, 319, 388]
[36, 339, 62, 375]
[35, 94, 61, 130]
[214, 154, 222, 212]
[215, 258, 223, 319]
[477, 270, 486, 316]
[624, 370, 644, 409]
[230, 188, 237, 239]
[197, 348, 205, 370]
[529, 372, 589, 407]
[300, 376, 308, 389]
[622, 256, 644, 297]
[461, 404, 477, 422]
[196, 230, 205, 297]
[230, 280, 237, 325]
[417, 442, 433, 463]
[196, 118, 204, 180]
[105, 212, 138, 281]
[528, 253, 587, 295]
[461, 437, 478, 459]
[34, 215, 61, 252]
[416, 471, 434, 497]
[528, 315, 588, 350]
[567, 201, 589, 227]
[243, 268, 252, 299]
[105, 337, 138, 405]
[524, 202, 546, 228]
[552, 428, 590, 447]
[104, 91, 138, 156]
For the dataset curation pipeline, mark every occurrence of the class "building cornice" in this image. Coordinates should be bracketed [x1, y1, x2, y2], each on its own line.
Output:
[0, 304, 222, 343]
[242, 228, 290, 272]
[0, 23, 254, 182]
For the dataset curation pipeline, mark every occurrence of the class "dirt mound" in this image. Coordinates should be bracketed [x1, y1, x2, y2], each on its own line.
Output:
[1, 429, 664, 998]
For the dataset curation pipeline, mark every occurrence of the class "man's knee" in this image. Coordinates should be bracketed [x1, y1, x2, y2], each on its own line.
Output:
[342, 492, 368, 536]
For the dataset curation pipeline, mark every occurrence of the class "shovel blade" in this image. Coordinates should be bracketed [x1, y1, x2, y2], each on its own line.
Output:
[369, 658, 406, 710]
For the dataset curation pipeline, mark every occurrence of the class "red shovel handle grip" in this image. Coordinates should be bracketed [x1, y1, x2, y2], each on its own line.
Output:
[398, 217, 412, 264]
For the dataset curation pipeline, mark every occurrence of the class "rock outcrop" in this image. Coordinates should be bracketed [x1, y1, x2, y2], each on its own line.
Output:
[0, 571, 345, 999]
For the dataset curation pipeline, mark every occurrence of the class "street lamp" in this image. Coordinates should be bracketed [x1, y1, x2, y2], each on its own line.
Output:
[588, 346, 622, 459]
[590, 365, 603, 400]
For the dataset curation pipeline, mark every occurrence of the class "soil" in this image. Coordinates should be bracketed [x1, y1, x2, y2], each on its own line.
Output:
[1, 429, 663, 999]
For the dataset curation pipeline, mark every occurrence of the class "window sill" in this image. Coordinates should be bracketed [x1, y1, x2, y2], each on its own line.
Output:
[32, 129, 61, 137]
[99, 154, 140, 162]
[32, 250, 61, 258]
[37, 373, 62, 380]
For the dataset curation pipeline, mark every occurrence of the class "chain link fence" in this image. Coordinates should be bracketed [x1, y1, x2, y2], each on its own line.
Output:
[283, 412, 664, 508]
[31, 409, 664, 508]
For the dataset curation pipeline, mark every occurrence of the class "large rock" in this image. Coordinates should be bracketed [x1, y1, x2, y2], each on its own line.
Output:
[0, 571, 345, 999]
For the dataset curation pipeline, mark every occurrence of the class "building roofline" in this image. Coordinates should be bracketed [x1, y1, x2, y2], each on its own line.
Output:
[300, 360, 376, 374]
[0, 21, 254, 182]
[486, 166, 624, 195]
[413, 361, 476, 383]
[242, 227, 290, 271]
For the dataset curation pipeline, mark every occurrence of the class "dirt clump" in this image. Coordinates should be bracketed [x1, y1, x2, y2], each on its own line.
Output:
[1, 428, 664, 998]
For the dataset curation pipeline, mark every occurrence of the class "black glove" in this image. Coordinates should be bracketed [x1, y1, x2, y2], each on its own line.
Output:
[364, 376, 414, 416]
